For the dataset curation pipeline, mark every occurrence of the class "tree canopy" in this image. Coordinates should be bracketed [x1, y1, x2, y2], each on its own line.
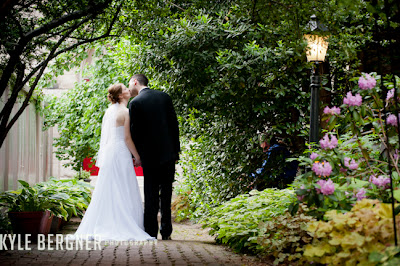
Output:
[0, 0, 125, 147]
[4, 0, 398, 215]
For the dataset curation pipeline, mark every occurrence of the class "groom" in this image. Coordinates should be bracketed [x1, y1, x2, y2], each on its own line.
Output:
[128, 74, 180, 240]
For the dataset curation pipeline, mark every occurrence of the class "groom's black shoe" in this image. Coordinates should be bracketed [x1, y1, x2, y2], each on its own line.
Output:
[162, 235, 172, 240]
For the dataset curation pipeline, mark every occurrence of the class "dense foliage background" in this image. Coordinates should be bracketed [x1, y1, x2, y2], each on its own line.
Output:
[42, 0, 399, 217]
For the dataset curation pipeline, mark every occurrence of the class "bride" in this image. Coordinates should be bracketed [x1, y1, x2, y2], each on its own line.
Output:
[69, 83, 154, 241]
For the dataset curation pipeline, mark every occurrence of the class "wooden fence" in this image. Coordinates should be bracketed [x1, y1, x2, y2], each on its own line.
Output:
[0, 88, 53, 192]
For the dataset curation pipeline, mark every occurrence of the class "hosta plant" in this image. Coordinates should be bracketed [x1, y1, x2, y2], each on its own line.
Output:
[202, 188, 296, 254]
[0, 180, 69, 217]
[35, 177, 92, 219]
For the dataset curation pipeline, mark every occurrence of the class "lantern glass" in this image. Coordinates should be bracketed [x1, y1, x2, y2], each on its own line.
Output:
[304, 34, 329, 62]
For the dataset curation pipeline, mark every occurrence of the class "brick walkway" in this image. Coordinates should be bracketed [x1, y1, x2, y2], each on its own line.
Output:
[0, 176, 273, 265]
[0, 216, 271, 265]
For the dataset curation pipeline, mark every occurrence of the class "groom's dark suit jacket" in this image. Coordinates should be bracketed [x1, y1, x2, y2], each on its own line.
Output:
[129, 88, 180, 165]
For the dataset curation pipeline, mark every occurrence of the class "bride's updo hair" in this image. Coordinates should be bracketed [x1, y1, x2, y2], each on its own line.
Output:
[107, 83, 125, 103]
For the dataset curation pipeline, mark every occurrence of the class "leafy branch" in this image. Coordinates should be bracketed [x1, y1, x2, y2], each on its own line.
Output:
[0, 0, 124, 147]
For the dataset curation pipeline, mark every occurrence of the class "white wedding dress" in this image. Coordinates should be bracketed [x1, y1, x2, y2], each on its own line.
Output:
[69, 104, 154, 241]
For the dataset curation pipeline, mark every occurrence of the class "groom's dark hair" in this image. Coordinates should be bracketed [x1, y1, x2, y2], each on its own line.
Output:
[131, 74, 149, 86]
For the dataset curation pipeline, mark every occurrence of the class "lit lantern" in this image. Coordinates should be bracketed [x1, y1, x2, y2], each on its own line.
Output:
[304, 34, 329, 62]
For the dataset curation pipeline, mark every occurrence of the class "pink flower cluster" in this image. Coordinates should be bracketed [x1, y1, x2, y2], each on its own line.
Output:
[323, 106, 341, 115]
[356, 188, 367, 201]
[344, 157, 358, 170]
[316, 179, 335, 195]
[387, 88, 395, 101]
[312, 161, 333, 177]
[310, 152, 319, 161]
[319, 134, 338, 150]
[387, 114, 399, 127]
[358, 73, 376, 90]
[343, 91, 362, 106]
[369, 175, 391, 189]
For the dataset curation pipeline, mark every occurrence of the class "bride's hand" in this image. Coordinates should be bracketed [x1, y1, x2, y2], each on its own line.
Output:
[134, 157, 142, 167]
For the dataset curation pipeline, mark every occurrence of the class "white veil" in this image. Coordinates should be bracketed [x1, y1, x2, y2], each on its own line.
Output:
[95, 103, 119, 168]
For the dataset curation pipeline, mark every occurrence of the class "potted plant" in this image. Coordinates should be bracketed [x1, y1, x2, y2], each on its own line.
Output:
[35, 177, 92, 233]
[0, 180, 69, 240]
[0, 211, 12, 234]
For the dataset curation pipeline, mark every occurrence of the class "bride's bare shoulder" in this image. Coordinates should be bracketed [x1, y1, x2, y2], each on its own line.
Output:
[121, 106, 129, 115]
[117, 106, 129, 113]
[116, 107, 129, 126]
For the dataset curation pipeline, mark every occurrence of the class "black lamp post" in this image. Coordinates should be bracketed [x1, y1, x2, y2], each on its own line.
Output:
[304, 15, 329, 144]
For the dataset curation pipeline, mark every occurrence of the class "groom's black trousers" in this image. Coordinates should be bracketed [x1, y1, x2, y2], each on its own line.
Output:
[142, 160, 175, 238]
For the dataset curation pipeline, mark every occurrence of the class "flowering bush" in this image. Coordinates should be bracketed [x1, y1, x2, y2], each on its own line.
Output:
[303, 199, 400, 265]
[370, 175, 391, 189]
[358, 73, 377, 90]
[319, 133, 338, 150]
[291, 73, 400, 218]
[343, 91, 362, 106]
[386, 114, 399, 126]
[344, 157, 358, 170]
[316, 179, 335, 195]
[312, 161, 333, 177]
[323, 106, 341, 115]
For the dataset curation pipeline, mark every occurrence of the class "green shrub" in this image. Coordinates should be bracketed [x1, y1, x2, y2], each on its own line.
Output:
[202, 188, 296, 253]
[73, 170, 91, 180]
[177, 130, 261, 220]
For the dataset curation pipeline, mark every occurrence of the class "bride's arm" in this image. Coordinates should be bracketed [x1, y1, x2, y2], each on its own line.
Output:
[123, 110, 141, 166]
